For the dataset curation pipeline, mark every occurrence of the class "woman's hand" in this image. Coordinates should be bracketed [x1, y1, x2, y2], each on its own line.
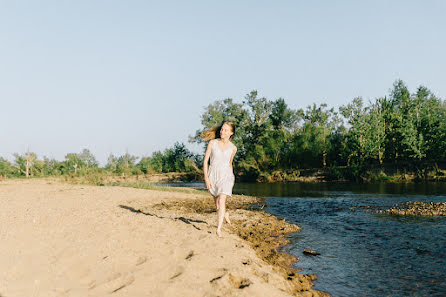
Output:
[205, 178, 212, 191]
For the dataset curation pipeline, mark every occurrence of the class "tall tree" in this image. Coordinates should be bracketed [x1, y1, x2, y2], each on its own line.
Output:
[64, 153, 83, 174]
[365, 97, 387, 164]
[340, 97, 367, 165]
[14, 152, 37, 177]
[0, 157, 13, 177]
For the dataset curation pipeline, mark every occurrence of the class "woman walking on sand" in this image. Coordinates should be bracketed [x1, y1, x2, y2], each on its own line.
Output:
[202, 121, 237, 238]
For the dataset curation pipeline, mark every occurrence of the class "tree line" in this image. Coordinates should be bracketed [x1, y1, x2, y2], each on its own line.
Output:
[1, 80, 444, 181]
[0, 143, 201, 179]
[190, 80, 445, 181]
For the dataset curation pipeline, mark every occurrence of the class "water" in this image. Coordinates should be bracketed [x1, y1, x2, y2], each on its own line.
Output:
[161, 182, 446, 297]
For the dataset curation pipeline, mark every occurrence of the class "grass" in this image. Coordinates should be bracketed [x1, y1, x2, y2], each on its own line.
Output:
[62, 173, 209, 195]
[106, 180, 207, 195]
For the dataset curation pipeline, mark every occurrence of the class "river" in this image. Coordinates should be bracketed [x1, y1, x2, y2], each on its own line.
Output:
[161, 182, 446, 297]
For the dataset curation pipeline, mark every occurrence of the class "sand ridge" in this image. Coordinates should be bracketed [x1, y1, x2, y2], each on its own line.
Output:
[0, 179, 327, 297]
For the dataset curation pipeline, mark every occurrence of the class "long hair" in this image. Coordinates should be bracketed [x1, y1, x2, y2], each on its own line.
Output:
[201, 121, 235, 142]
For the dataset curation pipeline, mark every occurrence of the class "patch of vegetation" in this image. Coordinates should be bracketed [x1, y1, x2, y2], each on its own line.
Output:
[377, 202, 446, 216]
[151, 195, 264, 213]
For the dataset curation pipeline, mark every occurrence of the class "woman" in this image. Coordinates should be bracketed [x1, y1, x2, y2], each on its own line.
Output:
[202, 121, 237, 238]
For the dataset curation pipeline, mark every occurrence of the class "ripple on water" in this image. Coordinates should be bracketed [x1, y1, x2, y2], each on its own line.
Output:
[265, 193, 446, 297]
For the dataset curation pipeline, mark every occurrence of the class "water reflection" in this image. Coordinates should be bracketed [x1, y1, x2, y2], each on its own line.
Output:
[162, 181, 446, 197]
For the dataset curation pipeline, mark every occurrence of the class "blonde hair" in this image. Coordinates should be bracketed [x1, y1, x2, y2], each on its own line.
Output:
[201, 121, 235, 142]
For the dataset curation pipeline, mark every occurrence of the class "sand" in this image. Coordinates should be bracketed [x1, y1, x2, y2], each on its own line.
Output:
[0, 179, 328, 297]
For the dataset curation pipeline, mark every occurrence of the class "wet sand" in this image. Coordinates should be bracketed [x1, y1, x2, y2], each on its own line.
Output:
[0, 179, 328, 297]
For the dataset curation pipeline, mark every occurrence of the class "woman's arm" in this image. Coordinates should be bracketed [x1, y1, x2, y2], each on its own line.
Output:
[229, 145, 237, 168]
[203, 140, 213, 190]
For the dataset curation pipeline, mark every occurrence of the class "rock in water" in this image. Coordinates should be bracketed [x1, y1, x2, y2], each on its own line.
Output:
[303, 248, 320, 256]
[377, 202, 446, 216]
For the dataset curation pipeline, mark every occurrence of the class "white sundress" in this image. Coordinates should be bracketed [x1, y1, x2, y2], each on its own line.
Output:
[208, 140, 235, 197]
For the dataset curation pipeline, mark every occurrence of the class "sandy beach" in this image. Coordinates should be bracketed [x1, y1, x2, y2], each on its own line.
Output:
[0, 179, 327, 297]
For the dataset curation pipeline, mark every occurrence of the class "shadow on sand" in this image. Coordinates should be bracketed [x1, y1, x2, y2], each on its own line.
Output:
[118, 205, 208, 230]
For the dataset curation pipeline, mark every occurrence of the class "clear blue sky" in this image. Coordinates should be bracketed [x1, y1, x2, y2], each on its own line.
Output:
[1, 0, 445, 165]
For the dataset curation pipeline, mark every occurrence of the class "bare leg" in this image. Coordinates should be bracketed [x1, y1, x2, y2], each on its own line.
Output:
[215, 195, 230, 224]
[214, 196, 219, 210]
[216, 194, 227, 237]
[224, 211, 231, 226]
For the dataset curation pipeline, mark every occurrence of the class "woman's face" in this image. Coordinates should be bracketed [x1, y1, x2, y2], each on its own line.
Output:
[220, 123, 233, 139]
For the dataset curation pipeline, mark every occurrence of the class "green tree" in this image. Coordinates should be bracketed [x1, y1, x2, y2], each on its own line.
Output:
[414, 86, 445, 160]
[340, 97, 367, 165]
[364, 97, 387, 164]
[116, 152, 139, 175]
[162, 142, 197, 172]
[63, 153, 83, 174]
[386, 80, 411, 161]
[295, 103, 338, 167]
[105, 154, 118, 173]
[13, 152, 37, 177]
[191, 98, 249, 156]
[79, 149, 99, 168]
[0, 157, 14, 177]
[148, 152, 164, 173]
[41, 157, 63, 176]
[267, 98, 300, 168]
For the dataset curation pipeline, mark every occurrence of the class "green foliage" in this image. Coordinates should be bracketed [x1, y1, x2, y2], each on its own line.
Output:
[63, 149, 99, 175]
[13, 152, 37, 177]
[193, 91, 304, 178]
[0, 157, 14, 177]
[136, 142, 201, 174]
[104, 152, 139, 175]
[193, 81, 445, 181]
[138, 156, 160, 174]
[40, 157, 63, 176]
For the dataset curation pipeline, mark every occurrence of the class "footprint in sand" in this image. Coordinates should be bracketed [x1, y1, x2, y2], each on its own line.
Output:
[90, 272, 135, 293]
[135, 255, 147, 266]
[209, 268, 228, 284]
[210, 274, 225, 284]
[185, 251, 194, 261]
[209, 272, 252, 291]
[229, 274, 252, 289]
[169, 266, 184, 280]
[109, 274, 135, 293]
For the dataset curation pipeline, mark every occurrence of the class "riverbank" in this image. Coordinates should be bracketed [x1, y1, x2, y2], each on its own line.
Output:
[254, 165, 446, 183]
[4, 162, 444, 185]
[0, 179, 328, 297]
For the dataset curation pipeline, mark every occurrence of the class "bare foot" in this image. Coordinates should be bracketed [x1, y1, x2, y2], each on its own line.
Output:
[224, 212, 231, 226]
[216, 229, 222, 238]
